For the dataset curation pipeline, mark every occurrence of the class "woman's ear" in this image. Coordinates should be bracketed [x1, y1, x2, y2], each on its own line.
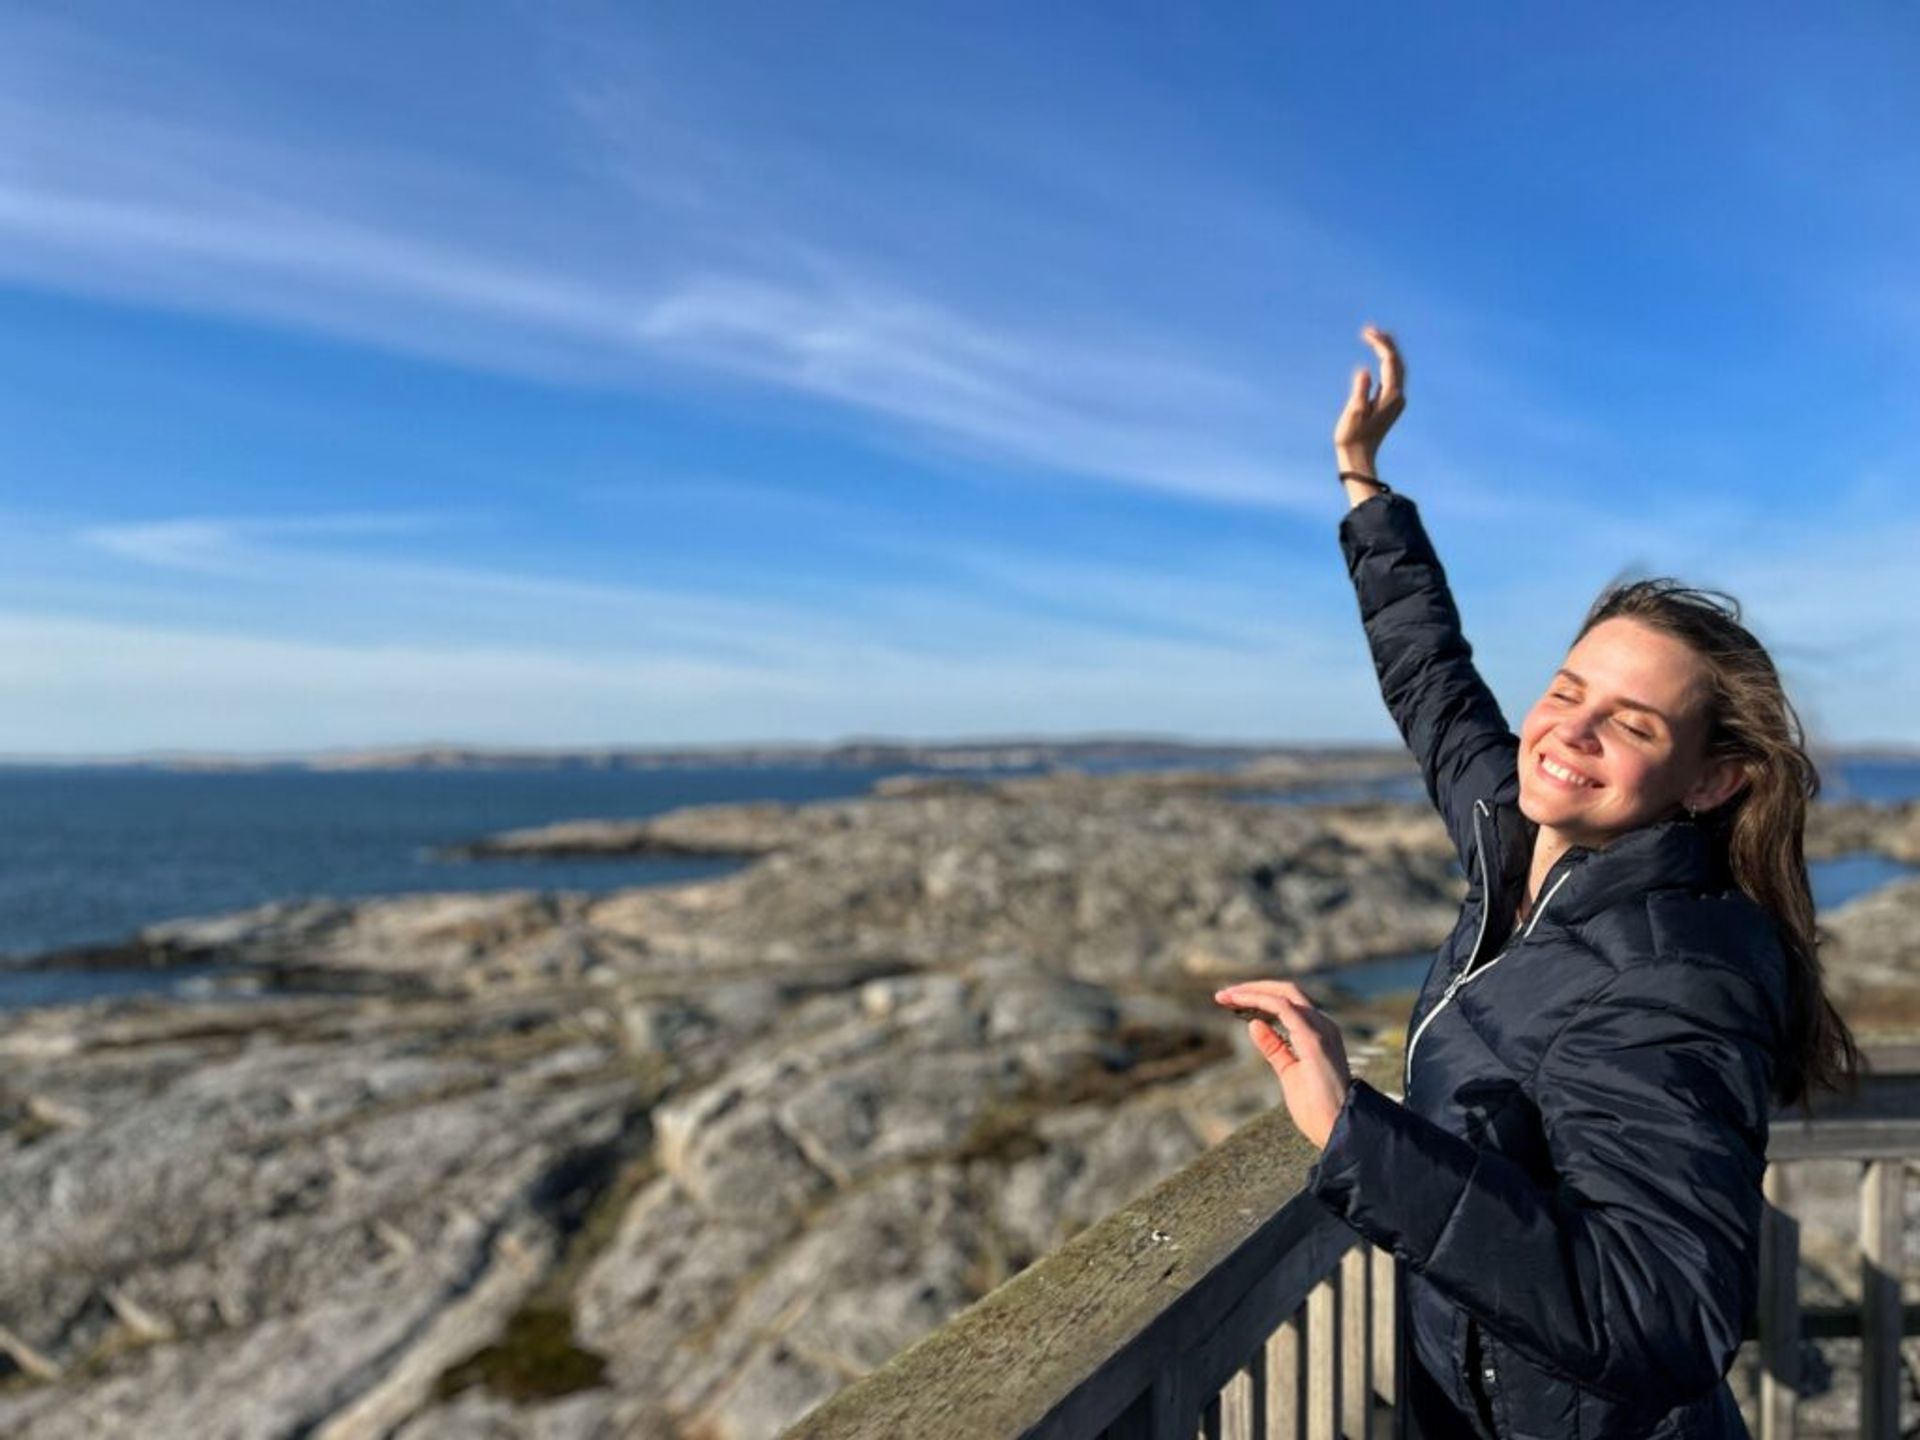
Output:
[1685, 756, 1748, 814]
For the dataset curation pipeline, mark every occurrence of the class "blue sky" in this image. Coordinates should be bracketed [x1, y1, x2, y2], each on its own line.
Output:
[2, 2, 1915, 755]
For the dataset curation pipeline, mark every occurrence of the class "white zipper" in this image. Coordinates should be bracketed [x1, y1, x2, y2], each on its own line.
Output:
[1404, 831, 1574, 1084]
[1406, 799, 1491, 1091]
[1468, 1317, 1504, 1436]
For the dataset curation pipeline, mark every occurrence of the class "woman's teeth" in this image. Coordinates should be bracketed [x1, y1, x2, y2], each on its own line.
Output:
[1540, 754, 1597, 788]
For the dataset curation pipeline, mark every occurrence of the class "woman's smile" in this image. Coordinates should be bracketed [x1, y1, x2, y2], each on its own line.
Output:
[1536, 750, 1602, 790]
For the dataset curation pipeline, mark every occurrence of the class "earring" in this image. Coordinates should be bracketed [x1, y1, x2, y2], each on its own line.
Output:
[1685, 804, 1699, 821]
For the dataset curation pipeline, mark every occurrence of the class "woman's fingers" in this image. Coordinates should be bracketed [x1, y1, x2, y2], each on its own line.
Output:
[1219, 977, 1357, 1150]
[1248, 1017, 1298, 1067]
[1216, 979, 1319, 1010]
[1268, 996, 1327, 1052]
[1216, 984, 1337, 1053]
[1363, 326, 1405, 408]
[1336, 325, 1405, 455]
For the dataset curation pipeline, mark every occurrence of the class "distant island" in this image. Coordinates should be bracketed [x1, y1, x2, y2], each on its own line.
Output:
[0, 735, 1914, 773]
[0, 736, 1417, 773]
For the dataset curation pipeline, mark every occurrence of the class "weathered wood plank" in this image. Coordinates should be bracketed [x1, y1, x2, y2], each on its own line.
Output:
[1306, 1273, 1339, 1440]
[1339, 1244, 1370, 1438]
[784, 1098, 1340, 1440]
[1369, 1246, 1396, 1411]
[1264, 1311, 1305, 1440]
[1217, 1361, 1256, 1440]
[1860, 1159, 1904, 1440]
[1758, 1169, 1799, 1440]
[1767, 1119, 1920, 1162]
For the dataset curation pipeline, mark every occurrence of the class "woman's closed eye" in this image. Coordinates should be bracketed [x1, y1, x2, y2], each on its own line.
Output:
[1550, 691, 1652, 741]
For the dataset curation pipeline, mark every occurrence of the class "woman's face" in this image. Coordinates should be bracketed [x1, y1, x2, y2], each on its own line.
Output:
[1517, 616, 1740, 847]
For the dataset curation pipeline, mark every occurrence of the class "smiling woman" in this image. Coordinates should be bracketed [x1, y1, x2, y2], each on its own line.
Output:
[1515, 609, 1749, 925]
[1215, 326, 1863, 1440]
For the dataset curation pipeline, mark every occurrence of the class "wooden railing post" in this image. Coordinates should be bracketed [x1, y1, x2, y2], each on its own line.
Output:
[1264, 1310, 1306, 1440]
[1859, 1159, 1905, 1440]
[1307, 1271, 1340, 1440]
[1339, 1245, 1371, 1437]
[1370, 1246, 1397, 1415]
[1758, 1163, 1801, 1440]
[1215, 1358, 1255, 1440]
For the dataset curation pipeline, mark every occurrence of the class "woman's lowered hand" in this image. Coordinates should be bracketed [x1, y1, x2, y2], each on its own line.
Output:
[1212, 981, 1354, 1150]
[1332, 325, 1405, 478]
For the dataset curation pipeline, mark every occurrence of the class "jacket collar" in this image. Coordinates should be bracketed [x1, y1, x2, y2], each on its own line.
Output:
[1494, 804, 1731, 928]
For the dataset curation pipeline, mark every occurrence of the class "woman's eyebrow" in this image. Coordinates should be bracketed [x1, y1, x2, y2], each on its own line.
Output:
[1554, 668, 1672, 725]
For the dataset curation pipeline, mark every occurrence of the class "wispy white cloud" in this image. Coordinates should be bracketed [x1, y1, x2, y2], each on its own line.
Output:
[80, 513, 450, 575]
[74, 512, 914, 662]
[70, 507, 1322, 666]
[0, 10, 1646, 536]
[0, 601, 1371, 755]
[579, 478, 887, 527]
[0, 183, 656, 383]
[8, 7, 1913, 753]
[21, 195, 1324, 512]
[636, 274, 1308, 506]
[0, 12, 1321, 512]
[0, 179, 1324, 509]
[928, 544, 1301, 653]
[27, 487, 1920, 750]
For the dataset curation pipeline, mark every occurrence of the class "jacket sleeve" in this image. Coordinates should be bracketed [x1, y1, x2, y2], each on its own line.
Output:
[1340, 490, 1518, 872]
[1305, 957, 1775, 1412]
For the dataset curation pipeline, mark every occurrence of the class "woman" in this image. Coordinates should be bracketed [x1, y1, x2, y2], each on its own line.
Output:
[1214, 327, 1861, 1439]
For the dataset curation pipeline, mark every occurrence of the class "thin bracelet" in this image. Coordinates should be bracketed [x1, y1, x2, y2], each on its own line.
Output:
[1339, 470, 1391, 491]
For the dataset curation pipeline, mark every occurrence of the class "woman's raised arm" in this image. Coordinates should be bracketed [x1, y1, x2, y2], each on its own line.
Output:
[1331, 327, 1519, 872]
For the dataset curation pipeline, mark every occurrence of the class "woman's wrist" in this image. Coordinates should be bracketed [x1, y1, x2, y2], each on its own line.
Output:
[1335, 447, 1379, 481]
[1341, 479, 1386, 509]
[1337, 455, 1388, 508]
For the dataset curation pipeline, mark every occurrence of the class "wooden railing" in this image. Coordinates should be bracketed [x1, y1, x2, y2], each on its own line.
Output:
[1757, 1042, 1920, 1440]
[784, 1043, 1919, 1440]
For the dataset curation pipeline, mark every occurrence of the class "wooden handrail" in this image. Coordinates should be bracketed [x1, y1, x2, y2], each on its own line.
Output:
[782, 1098, 1346, 1438]
[781, 1044, 1917, 1440]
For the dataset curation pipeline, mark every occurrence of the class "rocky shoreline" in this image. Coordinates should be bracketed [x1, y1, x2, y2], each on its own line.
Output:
[3, 768, 1917, 1437]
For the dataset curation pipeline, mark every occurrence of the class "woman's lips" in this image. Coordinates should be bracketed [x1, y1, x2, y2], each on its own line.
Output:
[1536, 751, 1601, 791]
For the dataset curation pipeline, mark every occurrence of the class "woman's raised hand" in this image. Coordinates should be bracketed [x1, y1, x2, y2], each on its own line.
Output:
[1333, 325, 1405, 478]
[1212, 980, 1355, 1151]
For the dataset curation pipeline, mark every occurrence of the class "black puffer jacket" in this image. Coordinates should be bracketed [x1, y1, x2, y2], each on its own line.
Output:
[1305, 491, 1787, 1439]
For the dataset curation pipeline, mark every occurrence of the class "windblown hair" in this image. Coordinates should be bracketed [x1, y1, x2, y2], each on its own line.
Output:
[1574, 578, 1862, 1115]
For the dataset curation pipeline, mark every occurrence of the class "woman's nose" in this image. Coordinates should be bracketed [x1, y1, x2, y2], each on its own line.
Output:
[1556, 711, 1603, 748]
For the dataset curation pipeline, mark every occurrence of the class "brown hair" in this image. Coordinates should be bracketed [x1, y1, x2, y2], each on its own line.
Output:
[1575, 578, 1862, 1116]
